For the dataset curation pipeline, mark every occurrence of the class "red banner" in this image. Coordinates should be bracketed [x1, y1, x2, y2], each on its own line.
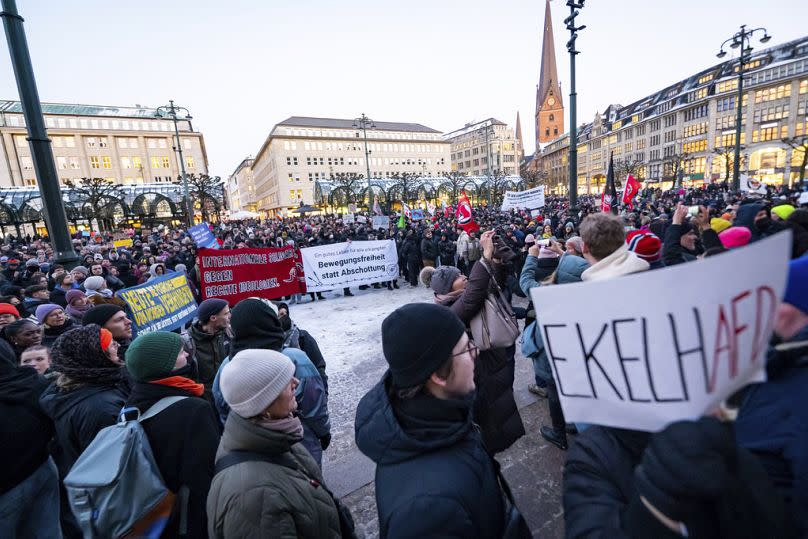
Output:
[198, 247, 302, 305]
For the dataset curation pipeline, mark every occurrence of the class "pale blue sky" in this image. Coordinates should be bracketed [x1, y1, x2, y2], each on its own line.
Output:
[0, 0, 803, 177]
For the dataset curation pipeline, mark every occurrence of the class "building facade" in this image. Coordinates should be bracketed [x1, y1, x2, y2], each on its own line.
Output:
[226, 157, 256, 213]
[251, 116, 450, 215]
[444, 118, 523, 177]
[0, 100, 209, 188]
[538, 36, 808, 193]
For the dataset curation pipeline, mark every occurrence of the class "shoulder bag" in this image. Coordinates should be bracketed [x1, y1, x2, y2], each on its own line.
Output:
[470, 260, 520, 351]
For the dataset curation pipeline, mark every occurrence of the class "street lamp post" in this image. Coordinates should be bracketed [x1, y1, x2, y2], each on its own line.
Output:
[565, 1, 585, 212]
[155, 100, 194, 226]
[483, 123, 496, 204]
[717, 25, 771, 191]
[353, 113, 375, 205]
[1, 0, 78, 267]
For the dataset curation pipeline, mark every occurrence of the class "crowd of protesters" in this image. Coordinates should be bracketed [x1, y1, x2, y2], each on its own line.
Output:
[0, 180, 806, 538]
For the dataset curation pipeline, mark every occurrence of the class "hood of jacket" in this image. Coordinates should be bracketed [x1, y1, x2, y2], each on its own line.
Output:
[355, 372, 473, 466]
[39, 381, 118, 422]
[218, 410, 298, 459]
[556, 254, 589, 284]
[581, 244, 649, 282]
[734, 202, 764, 232]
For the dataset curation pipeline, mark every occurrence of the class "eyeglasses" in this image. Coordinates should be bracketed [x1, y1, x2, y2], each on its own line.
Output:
[452, 339, 479, 361]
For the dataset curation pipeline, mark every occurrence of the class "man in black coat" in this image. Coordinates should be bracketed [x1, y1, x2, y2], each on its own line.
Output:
[355, 303, 510, 538]
[420, 229, 438, 267]
[399, 232, 421, 286]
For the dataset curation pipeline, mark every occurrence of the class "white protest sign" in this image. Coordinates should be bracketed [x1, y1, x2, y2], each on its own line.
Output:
[372, 215, 390, 229]
[740, 173, 767, 194]
[529, 232, 791, 432]
[342, 213, 355, 224]
[356, 215, 367, 223]
[300, 240, 399, 292]
[501, 186, 545, 211]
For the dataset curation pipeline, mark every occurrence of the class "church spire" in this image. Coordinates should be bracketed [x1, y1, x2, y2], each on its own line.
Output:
[535, 0, 564, 148]
[515, 111, 523, 144]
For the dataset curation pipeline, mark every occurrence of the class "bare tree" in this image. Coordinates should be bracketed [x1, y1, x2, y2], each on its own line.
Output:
[712, 146, 746, 185]
[439, 171, 467, 203]
[663, 148, 691, 187]
[782, 136, 808, 187]
[180, 173, 225, 222]
[329, 172, 364, 206]
[614, 155, 645, 184]
[520, 168, 547, 189]
[64, 177, 125, 231]
[389, 172, 421, 204]
[484, 169, 510, 205]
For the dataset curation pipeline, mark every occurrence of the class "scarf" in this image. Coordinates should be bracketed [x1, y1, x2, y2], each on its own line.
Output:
[149, 375, 204, 397]
[66, 301, 92, 320]
[392, 386, 474, 443]
[434, 288, 464, 307]
[254, 414, 305, 439]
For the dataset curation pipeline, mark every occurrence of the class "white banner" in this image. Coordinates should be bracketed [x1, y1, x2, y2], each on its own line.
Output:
[529, 233, 791, 432]
[501, 186, 545, 211]
[300, 240, 399, 292]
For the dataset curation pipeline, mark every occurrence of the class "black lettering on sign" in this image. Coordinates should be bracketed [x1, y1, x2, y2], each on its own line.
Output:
[611, 318, 650, 403]
[543, 324, 593, 399]
[575, 323, 623, 401]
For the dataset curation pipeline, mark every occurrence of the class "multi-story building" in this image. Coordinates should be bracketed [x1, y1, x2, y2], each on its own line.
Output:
[444, 118, 523, 176]
[251, 116, 450, 215]
[227, 157, 256, 213]
[0, 100, 209, 188]
[538, 35, 808, 193]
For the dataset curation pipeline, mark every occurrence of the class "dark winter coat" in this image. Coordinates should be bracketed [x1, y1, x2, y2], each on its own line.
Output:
[39, 380, 129, 478]
[438, 239, 457, 263]
[662, 223, 700, 266]
[126, 380, 221, 539]
[736, 329, 808, 536]
[188, 321, 231, 395]
[42, 318, 77, 348]
[0, 340, 54, 495]
[207, 413, 341, 539]
[49, 286, 68, 308]
[399, 236, 421, 263]
[420, 237, 438, 261]
[355, 374, 504, 538]
[446, 259, 525, 454]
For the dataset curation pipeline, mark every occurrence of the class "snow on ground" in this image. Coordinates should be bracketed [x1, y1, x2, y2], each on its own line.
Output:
[288, 283, 433, 374]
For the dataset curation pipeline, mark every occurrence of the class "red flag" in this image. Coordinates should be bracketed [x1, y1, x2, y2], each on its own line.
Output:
[622, 174, 641, 210]
[455, 191, 479, 233]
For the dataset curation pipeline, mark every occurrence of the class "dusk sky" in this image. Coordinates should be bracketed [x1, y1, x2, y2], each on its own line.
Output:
[0, 0, 803, 177]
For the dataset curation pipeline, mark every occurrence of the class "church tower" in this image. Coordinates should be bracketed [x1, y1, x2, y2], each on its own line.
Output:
[535, 0, 564, 148]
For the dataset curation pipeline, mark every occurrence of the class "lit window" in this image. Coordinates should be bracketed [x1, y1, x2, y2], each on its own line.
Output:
[90, 156, 101, 169]
[151, 157, 161, 169]
[132, 156, 142, 168]
[186, 156, 195, 168]
[102, 156, 112, 169]
[162, 157, 171, 168]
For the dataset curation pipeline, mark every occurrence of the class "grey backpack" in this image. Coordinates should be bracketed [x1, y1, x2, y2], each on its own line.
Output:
[64, 396, 187, 539]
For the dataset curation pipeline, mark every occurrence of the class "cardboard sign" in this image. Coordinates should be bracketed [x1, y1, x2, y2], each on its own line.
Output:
[116, 271, 197, 336]
[501, 186, 545, 211]
[740, 173, 767, 195]
[198, 246, 302, 305]
[300, 240, 399, 292]
[342, 213, 355, 224]
[189, 223, 219, 249]
[528, 233, 791, 432]
[113, 238, 133, 249]
[372, 216, 390, 229]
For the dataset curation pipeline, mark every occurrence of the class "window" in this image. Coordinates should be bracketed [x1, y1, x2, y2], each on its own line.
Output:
[102, 156, 112, 169]
[800, 79, 808, 94]
[698, 73, 715, 84]
[98, 138, 108, 148]
[714, 132, 745, 147]
[650, 134, 661, 146]
[147, 139, 157, 149]
[20, 156, 33, 170]
[69, 157, 81, 169]
[24, 178, 37, 186]
[752, 124, 788, 143]
[90, 156, 101, 169]
[132, 156, 142, 169]
[687, 87, 708, 102]
[684, 157, 706, 174]
[684, 105, 708, 122]
[636, 139, 647, 150]
[121, 157, 132, 169]
[635, 124, 646, 136]
[186, 156, 195, 168]
[549, 114, 554, 121]
[683, 122, 708, 138]
[716, 95, 747, 111]
[755, 84, 791, 103]
[753, 104, 790, 123]
[650, 120, 660, 132]
[162, 157, 170, 168]
[682, 139, 707, 153]
[86, 137, 97, 148]
[663, 115, 676, 128]
[650, 149, 660, 161]
[151, 157, 161, 169]
[664, 130, 677, 143]
[716, 79, 738, 93]
[158, 139, 167, 149]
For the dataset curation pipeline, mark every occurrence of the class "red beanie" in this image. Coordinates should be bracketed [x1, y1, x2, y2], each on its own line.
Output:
[0, 303, 20, 317]
[626, 230, 662, 262]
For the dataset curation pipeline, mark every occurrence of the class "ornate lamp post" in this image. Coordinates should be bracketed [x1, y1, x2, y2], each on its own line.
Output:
[717, 25, 771, 191]
[155, 100, 194, 226]
[353, 113, 375, 203]
[565, 0, 585, 211]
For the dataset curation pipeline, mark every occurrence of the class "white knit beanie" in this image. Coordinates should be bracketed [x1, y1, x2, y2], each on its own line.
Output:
[220, 349, 295, 418]
[83, 275, 106, 291]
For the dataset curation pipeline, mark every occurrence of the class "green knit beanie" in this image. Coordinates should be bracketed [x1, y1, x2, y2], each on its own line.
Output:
[125, 331, 184, 382]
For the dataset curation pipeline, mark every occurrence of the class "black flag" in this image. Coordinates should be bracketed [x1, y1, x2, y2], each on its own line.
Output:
[603, 152, 619, 215]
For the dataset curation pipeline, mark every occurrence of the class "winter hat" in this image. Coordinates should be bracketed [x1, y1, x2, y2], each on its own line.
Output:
[82, 304, 123, 328]
[381, 303, 466, 389]
[565, 236, 585, 255]
[40, 263, 50, 272]
[524, 234, 536, 245]
[538, 247, 559, 259]
[772, 204, 795, 221]
[50, 324, 123, 386]
[419, 265, 461, 296]
[719, 227, 752, 249]
[0, 303, 20, 317]
[219, 349, 295, 418]
[72, 265, 89, 277]
[197, 298, 229, 324]
[175, 263, 187, 273]
[66, 289, 86, 306]
[710, 218, 732, 234]
[35, 304, 63, 325]
[83, 276, 106, 292]
[25, 259, 39, 268]
[626, 230, 662, 263]
[230, 298, 285, 355]
[784, 255, 808, 314]
[125, 331, 184, 382]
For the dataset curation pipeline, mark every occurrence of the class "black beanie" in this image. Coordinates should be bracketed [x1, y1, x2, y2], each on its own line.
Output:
[197, 298, 228, 324]
[230, 298, 285, 355]
[82, 304, 124, 328]
[382, 303, 466, 389]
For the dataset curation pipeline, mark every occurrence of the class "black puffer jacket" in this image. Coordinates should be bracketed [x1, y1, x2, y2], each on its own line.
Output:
[0, 340, 53, 494]
[355, 373, 504, 538]
[446, 259, 525, 454]
[420, 237, 439, 261]
[188, 321, 231, 395]
[126, 380, 221, 539]
[39, 380, 129, 478]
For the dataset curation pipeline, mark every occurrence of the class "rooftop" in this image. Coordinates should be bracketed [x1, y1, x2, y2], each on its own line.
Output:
[276, 116, 441, 134]
[0, 100, 161, 119]
[443, 118, 508, 140]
